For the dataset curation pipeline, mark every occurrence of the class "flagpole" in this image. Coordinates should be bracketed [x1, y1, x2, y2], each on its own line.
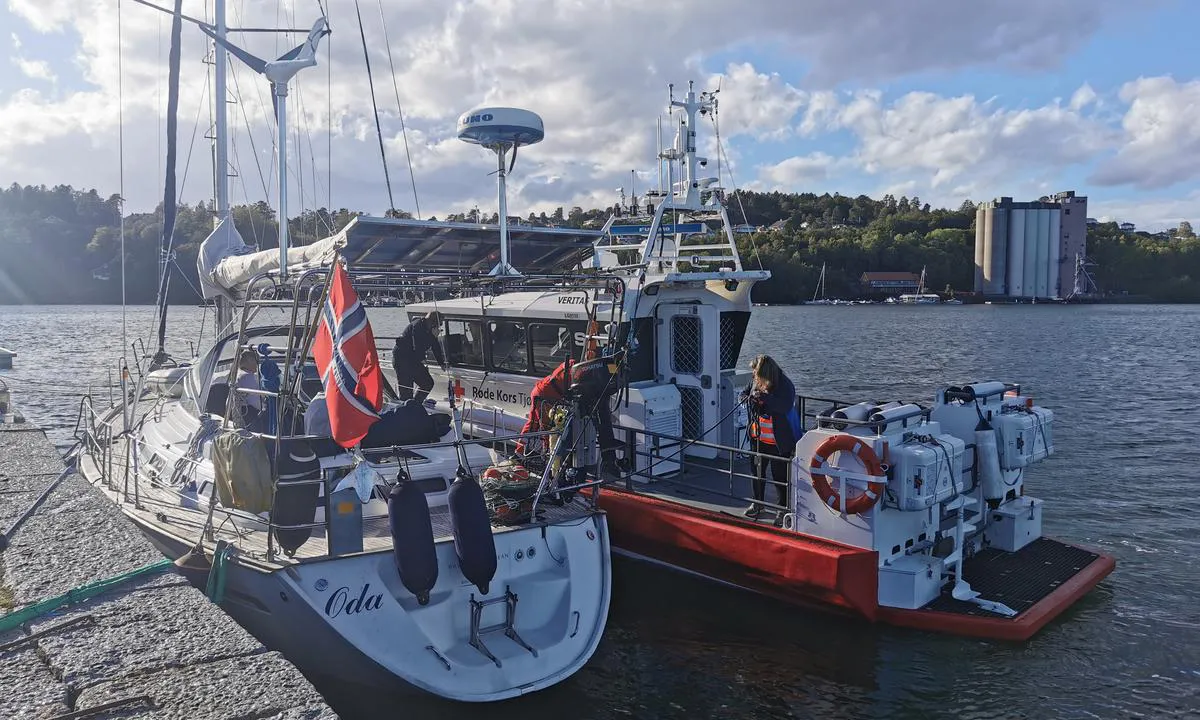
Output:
[287, 256, 340, 424]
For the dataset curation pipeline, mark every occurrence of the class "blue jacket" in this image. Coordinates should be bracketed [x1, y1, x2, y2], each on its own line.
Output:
[744, 373, 802, 453]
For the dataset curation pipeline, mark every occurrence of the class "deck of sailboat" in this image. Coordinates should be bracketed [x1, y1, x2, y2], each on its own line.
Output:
[78, 400, 598, 568]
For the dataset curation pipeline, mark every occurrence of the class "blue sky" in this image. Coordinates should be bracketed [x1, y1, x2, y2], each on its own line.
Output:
[1, 0, 1196, 231]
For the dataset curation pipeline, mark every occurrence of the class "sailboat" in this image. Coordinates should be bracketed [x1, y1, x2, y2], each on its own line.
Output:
[803, 263, 837, 305]
[897, 265, 943, 304]
[72, 1, 611, 701]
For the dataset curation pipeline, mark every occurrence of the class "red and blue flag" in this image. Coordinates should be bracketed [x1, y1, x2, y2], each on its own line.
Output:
[312, 262, 382, 447]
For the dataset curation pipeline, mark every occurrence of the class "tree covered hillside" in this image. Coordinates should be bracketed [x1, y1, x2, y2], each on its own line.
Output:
[1, 183, 1196, 304]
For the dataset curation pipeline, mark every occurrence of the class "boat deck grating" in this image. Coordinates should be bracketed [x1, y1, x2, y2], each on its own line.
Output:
[923, 537, 1101, 617]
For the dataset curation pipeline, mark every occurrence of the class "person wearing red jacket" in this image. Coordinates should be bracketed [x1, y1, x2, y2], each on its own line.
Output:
[515, 358, 620, 464]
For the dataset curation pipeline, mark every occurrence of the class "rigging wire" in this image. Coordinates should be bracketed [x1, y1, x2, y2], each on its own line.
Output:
[353, 0, 396, 213]
[176, 65, 213, 207]
[118, 0, 127, 358]
[326, 5, 332, 215]
[710, 111, 764, 272]
[377, 0, 421, 219]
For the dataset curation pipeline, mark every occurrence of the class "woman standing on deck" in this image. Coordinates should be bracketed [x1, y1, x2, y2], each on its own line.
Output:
[742, 354, 801, 523]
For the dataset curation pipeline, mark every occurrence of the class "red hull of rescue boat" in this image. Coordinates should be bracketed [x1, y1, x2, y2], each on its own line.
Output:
[594, 488, 880, 620]
[594, 487, 1116, 642]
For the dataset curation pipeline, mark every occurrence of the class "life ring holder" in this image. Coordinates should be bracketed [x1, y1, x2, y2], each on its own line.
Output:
[809, 434, 887, 515]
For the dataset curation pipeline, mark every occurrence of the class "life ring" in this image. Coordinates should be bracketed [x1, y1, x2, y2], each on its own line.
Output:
[809, 434, 886, 515]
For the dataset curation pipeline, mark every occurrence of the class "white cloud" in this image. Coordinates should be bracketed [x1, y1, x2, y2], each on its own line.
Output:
[1091, 190, 1200, 233]
[755, 153, 837, 188]
[0, 0, 1184, 228]
[1070, 83, 1097, 111]
[1090, 76, 1200, 190]
[13, 57, 56, 83]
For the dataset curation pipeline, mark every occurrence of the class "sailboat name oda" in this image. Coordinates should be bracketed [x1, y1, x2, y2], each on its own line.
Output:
[324, 584, 385, 618]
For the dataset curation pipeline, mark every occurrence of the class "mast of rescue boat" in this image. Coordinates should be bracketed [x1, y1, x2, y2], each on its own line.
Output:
[638, 81, 717, 264]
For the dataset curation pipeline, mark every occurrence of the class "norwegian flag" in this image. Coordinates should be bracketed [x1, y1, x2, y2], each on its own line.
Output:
[312, 262, 383, 447]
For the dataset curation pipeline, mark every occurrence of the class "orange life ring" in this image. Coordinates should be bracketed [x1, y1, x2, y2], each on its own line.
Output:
[809, 434, 886, 514]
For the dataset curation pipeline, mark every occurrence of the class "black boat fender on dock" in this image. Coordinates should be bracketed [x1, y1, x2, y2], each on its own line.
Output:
[273, 439, 321, 556]
[448, 468, 497, 595]
[388, 471, 439, 605]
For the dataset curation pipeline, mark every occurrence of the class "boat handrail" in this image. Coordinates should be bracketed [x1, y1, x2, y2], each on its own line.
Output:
[609, 422, 791, 514]
[75, 396, 600, 565]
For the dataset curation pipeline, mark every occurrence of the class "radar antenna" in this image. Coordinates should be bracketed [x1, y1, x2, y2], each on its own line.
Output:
[457, 107, 545, 276]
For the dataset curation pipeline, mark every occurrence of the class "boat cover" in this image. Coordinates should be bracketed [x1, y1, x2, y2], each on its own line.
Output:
[197, 216, 254, 299]
[208, 216, 603, 293]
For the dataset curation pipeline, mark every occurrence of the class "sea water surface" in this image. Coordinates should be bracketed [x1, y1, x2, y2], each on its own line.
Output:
[2, 303, 1198, 719]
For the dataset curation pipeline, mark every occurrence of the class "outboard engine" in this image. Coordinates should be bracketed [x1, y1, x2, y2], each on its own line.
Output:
[448, 467, 497, 595]
[388, 469, 438, 605]
[272, 438, 321, 556]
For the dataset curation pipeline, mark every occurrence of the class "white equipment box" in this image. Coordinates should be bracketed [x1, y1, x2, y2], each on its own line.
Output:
[618, 382, 683, 482]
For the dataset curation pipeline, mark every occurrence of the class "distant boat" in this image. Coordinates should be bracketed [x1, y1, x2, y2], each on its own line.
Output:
[804, 263, 841, 305]
[897, 266, 958, 305]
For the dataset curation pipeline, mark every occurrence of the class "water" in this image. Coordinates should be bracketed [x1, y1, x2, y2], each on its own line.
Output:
[3, 303, 1198, 719]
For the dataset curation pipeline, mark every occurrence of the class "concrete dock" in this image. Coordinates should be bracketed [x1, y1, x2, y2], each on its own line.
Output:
[0, 422, 339, 719]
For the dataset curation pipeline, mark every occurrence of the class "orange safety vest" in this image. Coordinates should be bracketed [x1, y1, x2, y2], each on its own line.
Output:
[750, 414, 776, 445]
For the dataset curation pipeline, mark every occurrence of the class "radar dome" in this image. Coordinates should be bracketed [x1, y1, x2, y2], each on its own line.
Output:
[457, 107, 544, 149]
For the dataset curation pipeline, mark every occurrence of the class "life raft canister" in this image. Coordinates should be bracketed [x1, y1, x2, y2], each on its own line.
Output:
[809, 433, 886, 515]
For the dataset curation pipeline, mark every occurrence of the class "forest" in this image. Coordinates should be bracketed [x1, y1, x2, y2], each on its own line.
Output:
[1, 183, 1197, 305]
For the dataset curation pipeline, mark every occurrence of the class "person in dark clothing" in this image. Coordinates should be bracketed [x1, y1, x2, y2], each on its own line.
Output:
[393, 311, 446, 403]
[740, 354, 801, 522]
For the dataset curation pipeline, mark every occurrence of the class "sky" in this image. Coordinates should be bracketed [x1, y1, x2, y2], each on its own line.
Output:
[0, 0, 1197, 232]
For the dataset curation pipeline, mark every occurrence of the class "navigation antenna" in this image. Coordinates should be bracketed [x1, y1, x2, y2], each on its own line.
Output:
[458, 108, 545, 276]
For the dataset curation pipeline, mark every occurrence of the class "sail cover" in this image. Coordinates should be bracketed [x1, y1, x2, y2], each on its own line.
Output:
[207, 216, 603, 293]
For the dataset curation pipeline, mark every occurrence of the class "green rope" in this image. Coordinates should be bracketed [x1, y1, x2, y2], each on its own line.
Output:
[0, 559, 174, 635]
[205, 546, 231, 604]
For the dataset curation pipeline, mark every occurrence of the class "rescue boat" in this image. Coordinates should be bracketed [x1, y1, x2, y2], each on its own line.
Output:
[394, 80, 1114, 641]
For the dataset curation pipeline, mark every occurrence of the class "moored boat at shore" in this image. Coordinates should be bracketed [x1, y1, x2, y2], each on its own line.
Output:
[394, 81, 1114, 641]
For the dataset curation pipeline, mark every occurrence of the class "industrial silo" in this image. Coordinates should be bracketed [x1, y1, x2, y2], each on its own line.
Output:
[986, 207, 1008, 294]
[1035, 207, 1051, 298]
[1048, 209, 1062, 298]
[1023, 209, 1038, 298]
[982, 205, 995, 294]
[974, 207, 986, 293]
[1007, 208, 1026, 297]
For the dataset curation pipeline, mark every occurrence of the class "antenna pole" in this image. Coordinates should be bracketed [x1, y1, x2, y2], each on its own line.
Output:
[493, 147, 514, 275]
[213, 0, 229, 221]
[275, 82, 290, 280]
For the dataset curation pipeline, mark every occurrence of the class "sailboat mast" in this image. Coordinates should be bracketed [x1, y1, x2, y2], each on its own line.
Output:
[211, 0, 234, 335]
[150, 0, 184, 369]
[213, 0, 229, 221]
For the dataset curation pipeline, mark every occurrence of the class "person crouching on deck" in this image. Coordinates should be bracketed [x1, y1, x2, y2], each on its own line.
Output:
[392, 311, 446, 403]
[515, 359, 621, 469]
[741, 354, 801, 523]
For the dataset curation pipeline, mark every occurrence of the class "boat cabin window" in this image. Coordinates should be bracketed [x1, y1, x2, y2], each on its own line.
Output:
[443, 318, 485, 368]
[530, 322, 581, 374]
[487, 320, 529, 373]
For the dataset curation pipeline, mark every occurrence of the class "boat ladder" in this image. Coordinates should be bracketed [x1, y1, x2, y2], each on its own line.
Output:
[468, 586, 537, 668]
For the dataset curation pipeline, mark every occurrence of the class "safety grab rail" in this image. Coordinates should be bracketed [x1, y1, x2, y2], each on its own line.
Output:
[610, 422, 792, 513]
